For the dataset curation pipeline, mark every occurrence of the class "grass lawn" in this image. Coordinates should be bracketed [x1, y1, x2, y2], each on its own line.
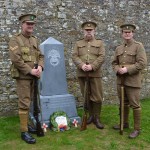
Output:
[0, 98, 150, 150]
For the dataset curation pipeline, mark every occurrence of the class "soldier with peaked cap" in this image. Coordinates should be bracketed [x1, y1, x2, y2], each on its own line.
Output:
[8, 13, 44, 144]
[112, 23, 147, 138]
[72, 21, 105, 129]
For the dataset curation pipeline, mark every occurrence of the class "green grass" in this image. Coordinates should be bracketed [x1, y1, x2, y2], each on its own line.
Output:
[0, 98, 150, 150]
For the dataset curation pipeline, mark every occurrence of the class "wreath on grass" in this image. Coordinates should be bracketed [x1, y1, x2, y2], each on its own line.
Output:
[50, 111, 71, 132]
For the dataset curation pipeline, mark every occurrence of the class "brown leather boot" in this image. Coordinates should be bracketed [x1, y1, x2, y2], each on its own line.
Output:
[128, 130, 140, 138]
[94, 116, 104, 129]
[113, 123, 129, 130]
[92, 102, 104, 129]
[87, 115, 94, 124]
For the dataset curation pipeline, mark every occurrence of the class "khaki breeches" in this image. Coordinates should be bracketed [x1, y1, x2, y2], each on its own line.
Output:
[78, 77, 103, 103]
[117, 85, 141, 109]
[16, 79, 34, 110]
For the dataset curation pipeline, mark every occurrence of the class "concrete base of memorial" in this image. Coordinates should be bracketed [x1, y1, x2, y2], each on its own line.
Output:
[40, 94, 81, 126]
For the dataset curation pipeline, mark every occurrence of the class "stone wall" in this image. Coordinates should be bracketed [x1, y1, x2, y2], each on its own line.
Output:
[0, 0, 150, 116]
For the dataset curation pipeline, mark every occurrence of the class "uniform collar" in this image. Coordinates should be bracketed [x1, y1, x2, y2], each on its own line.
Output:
[84, 37, 96, 43]
[124, 39, 135, 46]
[21, 31, 32, 38]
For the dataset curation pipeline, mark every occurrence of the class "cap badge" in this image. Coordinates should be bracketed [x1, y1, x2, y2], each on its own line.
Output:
[87, 24, 91, 27]
[30, 15, 35, 20]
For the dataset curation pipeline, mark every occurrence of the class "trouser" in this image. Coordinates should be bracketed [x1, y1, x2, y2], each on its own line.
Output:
[16, 79, 34, 132]
[78, 77, 103, 119]
[117, 85, 141, 130]
[78, 77, 103, 103]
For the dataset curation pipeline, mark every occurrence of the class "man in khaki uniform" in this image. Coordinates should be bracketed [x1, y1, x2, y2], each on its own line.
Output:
[72, 21, 105, 129]
[112, 24, 147, 138]
[9, 14, 44, 144]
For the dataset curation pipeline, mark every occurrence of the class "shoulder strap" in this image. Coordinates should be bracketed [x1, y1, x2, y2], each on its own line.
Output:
[16, 36, 24, 47]
[134, 41, 142, 46]
[16, 35, 38, 48]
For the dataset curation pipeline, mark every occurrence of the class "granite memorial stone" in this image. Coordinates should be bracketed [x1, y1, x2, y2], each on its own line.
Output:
[40, 37, 68, 96]
[39, 37, 81, 125]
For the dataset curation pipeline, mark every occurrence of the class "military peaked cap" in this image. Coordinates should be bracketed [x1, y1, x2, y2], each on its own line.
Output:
[120, 24, 136, 32]
[81, 21, 97, 30]
[19, 13, 36, 23]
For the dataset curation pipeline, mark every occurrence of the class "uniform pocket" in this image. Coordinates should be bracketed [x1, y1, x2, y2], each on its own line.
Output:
[10, 64, 19, 79]
[116, 50, 124, 57]
[21, 47, 30, 54]
[78, 45, 86, 56]
[21, 47, 31, 61]
[90, 45, 99, 55]
[126, 51, 136, 63]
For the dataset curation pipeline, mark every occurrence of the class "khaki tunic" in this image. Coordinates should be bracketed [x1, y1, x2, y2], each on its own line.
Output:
[9, 32, 44, 79]
[72, 38, 105, 102]
[9, 32, 44, 109]
[72, 38, 105, 77]
[112, 39, 147, 88]
[112, 39, 147, 108]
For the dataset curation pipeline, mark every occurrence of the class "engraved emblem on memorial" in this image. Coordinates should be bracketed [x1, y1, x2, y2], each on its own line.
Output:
[48, 49, 60, 67]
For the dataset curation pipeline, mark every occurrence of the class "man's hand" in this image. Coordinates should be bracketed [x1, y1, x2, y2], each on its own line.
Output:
[81, 64, 92, 72]
[38, 66, 42, 73]
[117, 67, 128, 74]
[30, 66, 43, 77]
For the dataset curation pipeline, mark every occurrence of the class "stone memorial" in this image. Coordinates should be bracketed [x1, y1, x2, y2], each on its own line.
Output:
[39, 37, 81, 126]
